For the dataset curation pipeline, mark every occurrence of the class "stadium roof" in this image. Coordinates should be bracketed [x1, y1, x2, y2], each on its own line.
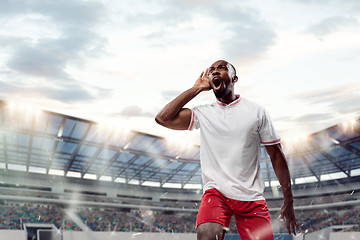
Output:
[0, 100, 359, 189]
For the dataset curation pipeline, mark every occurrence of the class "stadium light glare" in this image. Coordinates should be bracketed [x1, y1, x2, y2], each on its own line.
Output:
[34, 108, 42, 117]
[341, 121, 349, 130]
[300, 134, 308, 141]
[7, 100, 16, 109]
[165, 137, 195, 159]
[349, 118, 357, 127]
[282, 131, 310, 147]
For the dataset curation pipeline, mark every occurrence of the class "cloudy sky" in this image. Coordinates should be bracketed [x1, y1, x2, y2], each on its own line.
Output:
[0, 0, 359, 145]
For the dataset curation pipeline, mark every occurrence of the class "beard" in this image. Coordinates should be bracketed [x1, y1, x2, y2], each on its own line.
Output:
[213, 83, 230, 99]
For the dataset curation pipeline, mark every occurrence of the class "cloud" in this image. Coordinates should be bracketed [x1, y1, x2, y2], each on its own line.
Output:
[294, 113, 336, 124]
[306, 16, 359, 39]
[161, 90, 183, 100]
[286, 0, 359, 5]
[2, 0, 107, 83]
[7, 43, 72, 81]
[0, 1, 105, 26]
[111, 105, 154, 118]
[0, 35, 30, 48]
[0, 80, 111, 103]
[222, 22, 276, 63]
[122, 1, 192, 27]
[7, 30, 106, 81]
[143, 31, 168, 41]
[295, 82, 360, 115]
[329, 95, 360, 114]
[205, 4, 276, 64]
[128, 1, 276, 63]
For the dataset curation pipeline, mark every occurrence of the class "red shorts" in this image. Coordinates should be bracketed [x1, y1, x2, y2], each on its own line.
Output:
[196, 188, 273, 240]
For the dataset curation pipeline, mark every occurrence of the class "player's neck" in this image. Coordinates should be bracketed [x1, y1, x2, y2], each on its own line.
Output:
[217, 92, 238, 105]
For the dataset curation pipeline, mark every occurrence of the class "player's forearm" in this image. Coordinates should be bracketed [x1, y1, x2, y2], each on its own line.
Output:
[155, 86, 202, 124]
[275, 164, 293, 203]
[267, 145, 294, 202]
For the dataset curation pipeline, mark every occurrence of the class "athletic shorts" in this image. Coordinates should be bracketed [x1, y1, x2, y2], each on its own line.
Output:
[196, 188, 273, 240]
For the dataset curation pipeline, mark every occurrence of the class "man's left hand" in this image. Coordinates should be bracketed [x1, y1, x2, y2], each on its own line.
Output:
[280, 201, 300, 235]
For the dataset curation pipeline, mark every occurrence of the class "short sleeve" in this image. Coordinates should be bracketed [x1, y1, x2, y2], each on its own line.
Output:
[188, 109, 200, 131]
[258, 109, 280, 145]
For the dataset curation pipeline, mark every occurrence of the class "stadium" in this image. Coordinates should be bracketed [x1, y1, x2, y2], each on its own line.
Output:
[0, 99, 359, 240]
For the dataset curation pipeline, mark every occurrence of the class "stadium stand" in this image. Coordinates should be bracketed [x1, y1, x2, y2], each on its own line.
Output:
[0, 100, 359, 239]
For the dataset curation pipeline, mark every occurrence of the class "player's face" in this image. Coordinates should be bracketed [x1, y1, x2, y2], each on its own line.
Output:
[208, 60, 233, 99]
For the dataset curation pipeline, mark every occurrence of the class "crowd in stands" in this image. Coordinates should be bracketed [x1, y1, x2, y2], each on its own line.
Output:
[0, 186, 359, 235]
[0, 204, 80, 231]
[268, 208, 360, 234]
[78, 208, 197, 233]
[0, 202, 358, 234]
[1, 186, 358, 211]
[266, 191, 359, 208]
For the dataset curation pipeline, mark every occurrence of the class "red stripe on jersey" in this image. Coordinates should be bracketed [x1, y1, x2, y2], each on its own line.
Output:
[188, 111, 195, 130]
[261, 139, 281, 145]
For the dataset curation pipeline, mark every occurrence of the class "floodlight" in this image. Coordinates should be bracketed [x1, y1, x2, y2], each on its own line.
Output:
[341, 121, 349, 129]
[349, 118, 356, 127]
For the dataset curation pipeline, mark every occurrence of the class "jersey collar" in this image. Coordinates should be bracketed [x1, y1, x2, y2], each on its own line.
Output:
[216, 94, 242, 107]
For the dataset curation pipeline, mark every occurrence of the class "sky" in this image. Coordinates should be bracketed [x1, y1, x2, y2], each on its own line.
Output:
[0, 0, 359, 146]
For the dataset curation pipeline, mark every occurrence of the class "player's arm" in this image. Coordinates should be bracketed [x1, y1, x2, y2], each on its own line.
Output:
[265, 143, 300, 236]
[155, 70, 211, 130]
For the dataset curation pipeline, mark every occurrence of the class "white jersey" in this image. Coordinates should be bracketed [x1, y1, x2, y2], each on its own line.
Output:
[188, 96, 280, 201]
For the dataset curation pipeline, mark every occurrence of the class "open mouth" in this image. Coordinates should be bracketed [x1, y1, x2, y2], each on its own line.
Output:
[212, 78, 222, 90]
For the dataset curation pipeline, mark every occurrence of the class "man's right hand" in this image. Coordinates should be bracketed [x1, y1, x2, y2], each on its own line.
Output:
[194, 68, 211, 91]
[156, 69, 211, 130]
